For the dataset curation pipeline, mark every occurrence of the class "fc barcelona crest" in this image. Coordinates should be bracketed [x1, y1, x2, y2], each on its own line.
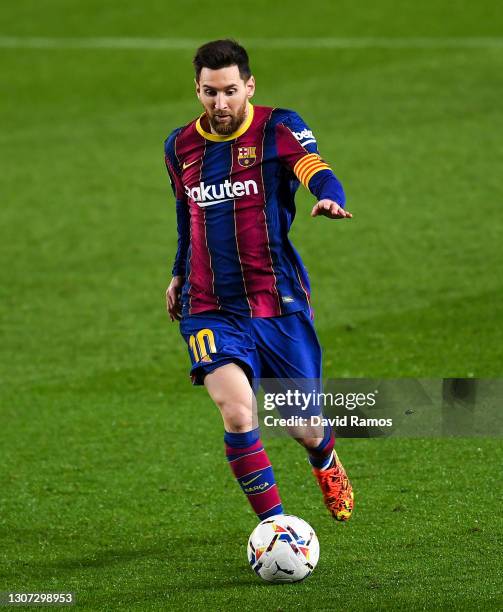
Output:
[238, 146, 257, 167]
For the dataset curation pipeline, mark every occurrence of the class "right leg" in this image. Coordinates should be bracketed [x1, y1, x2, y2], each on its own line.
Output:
[204, 362, 254, 433]
[204, 363, 284, 520]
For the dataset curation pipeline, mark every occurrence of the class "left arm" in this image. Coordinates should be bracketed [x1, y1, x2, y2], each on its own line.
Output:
[275, 112, 352, 219]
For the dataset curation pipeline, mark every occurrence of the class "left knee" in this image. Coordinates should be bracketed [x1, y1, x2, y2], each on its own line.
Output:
[295, 436, 323, 450]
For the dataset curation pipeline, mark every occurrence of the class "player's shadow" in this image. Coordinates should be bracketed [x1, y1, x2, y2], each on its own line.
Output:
[45, 545, 171, 570]
[8, 533, 223, 574]
[5, 528, 276, 591]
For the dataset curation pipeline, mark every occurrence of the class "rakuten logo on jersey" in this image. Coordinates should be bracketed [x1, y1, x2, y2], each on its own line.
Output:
[185, 179, 259, 207]
[292, 128, 317, 147]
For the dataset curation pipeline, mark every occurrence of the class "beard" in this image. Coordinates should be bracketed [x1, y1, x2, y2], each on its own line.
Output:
[208, 100, 248, 135]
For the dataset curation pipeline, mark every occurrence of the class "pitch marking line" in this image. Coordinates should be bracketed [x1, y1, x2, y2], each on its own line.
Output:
[0, 36, 503, 50]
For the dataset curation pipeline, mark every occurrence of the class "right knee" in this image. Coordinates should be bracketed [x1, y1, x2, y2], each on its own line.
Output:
[217, 400, 253, 433]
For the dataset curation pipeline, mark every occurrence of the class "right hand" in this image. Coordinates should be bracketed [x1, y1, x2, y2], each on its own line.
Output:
[166, 276, 184, 321]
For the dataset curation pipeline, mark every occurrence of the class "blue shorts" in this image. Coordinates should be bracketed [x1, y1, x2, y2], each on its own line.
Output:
[179, 309, 322, 385]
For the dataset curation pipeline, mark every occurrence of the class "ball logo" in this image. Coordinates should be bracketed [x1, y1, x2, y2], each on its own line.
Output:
[185, 179, 259, 207]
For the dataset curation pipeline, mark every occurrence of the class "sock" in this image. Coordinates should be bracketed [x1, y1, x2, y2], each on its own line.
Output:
[224, 427, 284, 520]
[307, 425, 336, 470]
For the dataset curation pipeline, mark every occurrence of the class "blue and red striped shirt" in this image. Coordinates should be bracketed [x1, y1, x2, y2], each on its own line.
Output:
[164, 103, 345, 318]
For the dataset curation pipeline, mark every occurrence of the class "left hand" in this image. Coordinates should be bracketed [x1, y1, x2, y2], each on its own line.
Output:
[311, 199, 352, 219]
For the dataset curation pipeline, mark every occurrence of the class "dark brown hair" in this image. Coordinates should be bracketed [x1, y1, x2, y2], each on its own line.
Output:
[193, 39, 252, 82]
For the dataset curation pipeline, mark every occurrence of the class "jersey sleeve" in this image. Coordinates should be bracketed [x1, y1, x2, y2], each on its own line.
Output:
[275, 111, 346, 206]
[164, 129, 190, 277]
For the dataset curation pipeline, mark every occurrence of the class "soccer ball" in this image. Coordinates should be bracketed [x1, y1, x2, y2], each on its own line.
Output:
[247, 514, 319, 583]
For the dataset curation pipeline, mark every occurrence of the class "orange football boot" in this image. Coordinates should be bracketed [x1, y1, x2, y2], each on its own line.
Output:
[312, 451, 354, 521]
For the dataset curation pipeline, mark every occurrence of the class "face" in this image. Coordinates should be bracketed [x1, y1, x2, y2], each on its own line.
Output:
[196, 65, 255, 135]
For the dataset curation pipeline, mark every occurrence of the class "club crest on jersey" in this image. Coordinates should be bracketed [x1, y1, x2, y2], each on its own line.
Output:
[237, 146, 257, 167]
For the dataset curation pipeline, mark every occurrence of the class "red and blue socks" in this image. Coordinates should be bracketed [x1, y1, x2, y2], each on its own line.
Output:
[307, 425, 336, 470]
[224, 427, 283, 520]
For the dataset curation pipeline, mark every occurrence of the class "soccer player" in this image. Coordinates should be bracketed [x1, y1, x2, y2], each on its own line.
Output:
[164, 39, 354, 522]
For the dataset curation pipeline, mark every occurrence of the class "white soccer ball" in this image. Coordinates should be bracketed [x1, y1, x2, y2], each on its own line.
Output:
[247, 514, 319, 583]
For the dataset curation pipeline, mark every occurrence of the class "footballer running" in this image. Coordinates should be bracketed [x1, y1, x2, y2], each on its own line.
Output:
[164, 39, 354, 522]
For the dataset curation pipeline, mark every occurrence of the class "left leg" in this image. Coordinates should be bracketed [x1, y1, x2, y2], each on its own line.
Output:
[252, 310, 354, 521]
[252, 309, 328, 457]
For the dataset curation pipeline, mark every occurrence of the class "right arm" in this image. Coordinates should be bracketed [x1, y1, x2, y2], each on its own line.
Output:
[164, 131, 189, 321]
[166, 196, 189, 321]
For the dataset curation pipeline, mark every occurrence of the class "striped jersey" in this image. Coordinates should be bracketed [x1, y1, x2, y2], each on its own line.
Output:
[164, 102, 345, 318]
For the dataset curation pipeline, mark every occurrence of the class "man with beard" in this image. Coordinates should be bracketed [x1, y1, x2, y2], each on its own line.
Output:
[164, 39, 353, 523]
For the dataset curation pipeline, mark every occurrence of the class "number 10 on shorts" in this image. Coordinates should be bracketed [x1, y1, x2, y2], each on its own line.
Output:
[189, 328, 216, 362]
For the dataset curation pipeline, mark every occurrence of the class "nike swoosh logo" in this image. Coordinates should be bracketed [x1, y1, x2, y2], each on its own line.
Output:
[242, 473, 262, 486]
[182, 159, 200, 170]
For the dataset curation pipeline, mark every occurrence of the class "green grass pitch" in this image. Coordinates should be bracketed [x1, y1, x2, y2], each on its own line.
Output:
[1, 1, 502, 609]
